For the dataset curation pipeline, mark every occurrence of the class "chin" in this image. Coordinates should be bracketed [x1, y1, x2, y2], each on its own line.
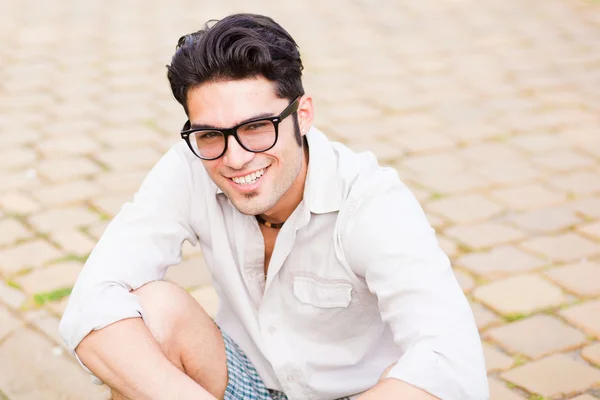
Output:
[231, 193, 276, 216]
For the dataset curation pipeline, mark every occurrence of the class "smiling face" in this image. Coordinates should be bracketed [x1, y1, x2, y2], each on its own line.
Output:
[187, 77, 313, 218]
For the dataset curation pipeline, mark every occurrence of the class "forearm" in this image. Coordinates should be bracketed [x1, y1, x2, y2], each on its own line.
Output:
[358, 378, 439, 400]
[76, 317, 215, 400]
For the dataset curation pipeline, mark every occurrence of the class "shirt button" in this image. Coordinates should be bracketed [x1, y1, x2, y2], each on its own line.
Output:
[268, 326, 277, 334]
[286, 375, 295, 383]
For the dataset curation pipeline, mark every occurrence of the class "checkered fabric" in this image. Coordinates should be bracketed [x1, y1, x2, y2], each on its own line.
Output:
[221, 328, 287, 399]
[221, 329, 350, 400]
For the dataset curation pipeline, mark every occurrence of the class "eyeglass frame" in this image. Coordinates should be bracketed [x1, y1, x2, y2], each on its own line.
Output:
[180, 96, 301, 160]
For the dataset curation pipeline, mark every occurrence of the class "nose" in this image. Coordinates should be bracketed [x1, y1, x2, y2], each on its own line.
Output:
[222, 135, 254, 170]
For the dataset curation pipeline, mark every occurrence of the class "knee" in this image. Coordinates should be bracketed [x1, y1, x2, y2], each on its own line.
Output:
[131, 280, 210, 345]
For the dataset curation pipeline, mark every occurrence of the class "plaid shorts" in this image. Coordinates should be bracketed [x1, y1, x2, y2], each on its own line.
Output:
[221, 328, 288, 400]
[221, 329, 349, 400]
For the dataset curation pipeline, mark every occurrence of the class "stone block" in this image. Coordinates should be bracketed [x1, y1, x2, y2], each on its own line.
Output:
[473, 274, 567, 316]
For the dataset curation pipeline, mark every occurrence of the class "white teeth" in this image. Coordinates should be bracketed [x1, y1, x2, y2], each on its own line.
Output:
[232, 168, 266, 185]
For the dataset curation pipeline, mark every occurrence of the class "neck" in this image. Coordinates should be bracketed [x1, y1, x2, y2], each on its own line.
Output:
[261, 143, 309, 224]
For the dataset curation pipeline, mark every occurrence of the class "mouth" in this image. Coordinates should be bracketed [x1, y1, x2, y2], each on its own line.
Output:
[227, 166, 269, 191]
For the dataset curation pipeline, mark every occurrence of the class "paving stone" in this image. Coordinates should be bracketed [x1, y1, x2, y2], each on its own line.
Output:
[94, 171, 147, 194]
[95, 147, 162, 171]
[488, 378, 525, 400]
[425, 212, 445, 229]
[23, 309, 65, 349]
[86, 221, 110, 241]
[36, 136, 100, 156]
[509, 132, 569, 152]
[437, 235, 458, 258]
[411, 171, 488, 194]
[456, 246, 546, 279]
[473, 274, 568, 316]
[0, 281, 26, 309]
[485, 315, 587, 359]
[48, 296, 70, 318]
[491, 183, 566, 211]
[532, 149, 597, 172]
[570, 197, 600, 219]
[445, 222, 525, 249]
[0, 170, 40, 193]
[0, 239, 63, 275]
[92, 194, 131, 218]
[0, 327, 110, 399]
[501, 354, 600, 398]
[545, 261, 600, 297]
[0, 148, 37, 171]
[0, 218, 31, 247]
[52, 229, 97, 255]
[0, 192, 42, 214]
[470, 301, 502, 330]
[569, 394, 598, 400]
[36, 157, 102, 183]
[549, 171, 600, 196]
[474, 160, 542, 186]
[402, 153, 466, 175]
[520, 233, 600, 263]
[165, 257, 212, 290]
[482, 343, 514, 372]
[0, 304, 22, 342]
[452, 269, 474, 293]
[190, 285, 219, 318]
[16, 262, 82, 295]
[32, 180, 102, 207]
[560, 300, 600, 339]
[578, 221, 600, 240]
[28, 207, 99, 232]
[458, 142, 522, 163]
[393, 132, 455, 154]
[508, 206, 582, 234]
[348, 140, 404, 164]
[425, 194, 503, 224]
[582, 343, 600, 367]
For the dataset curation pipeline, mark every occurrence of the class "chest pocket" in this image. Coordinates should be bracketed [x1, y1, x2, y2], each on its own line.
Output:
[293, 275, 353, 309]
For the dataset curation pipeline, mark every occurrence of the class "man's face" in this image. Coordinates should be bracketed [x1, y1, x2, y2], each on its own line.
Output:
[186, 77, 307, 216]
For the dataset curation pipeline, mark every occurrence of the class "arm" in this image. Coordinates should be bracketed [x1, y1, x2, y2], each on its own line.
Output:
[76, 318, 214, 400]
[343, 170, 489, 400]
[59, 146, 208, 399]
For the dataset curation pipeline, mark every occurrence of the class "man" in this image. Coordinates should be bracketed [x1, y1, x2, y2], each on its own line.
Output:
[60, 13, 489, 400]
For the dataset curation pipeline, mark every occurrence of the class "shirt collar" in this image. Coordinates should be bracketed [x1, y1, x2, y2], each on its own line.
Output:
[214, 126, 344, 214]
[304, 127, 344, 214]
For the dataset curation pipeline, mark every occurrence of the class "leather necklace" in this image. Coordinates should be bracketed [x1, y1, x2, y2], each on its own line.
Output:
[256, 215, 285, 229]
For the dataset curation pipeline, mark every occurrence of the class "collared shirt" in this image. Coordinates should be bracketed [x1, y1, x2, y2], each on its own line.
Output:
[59, 127, 489, 400]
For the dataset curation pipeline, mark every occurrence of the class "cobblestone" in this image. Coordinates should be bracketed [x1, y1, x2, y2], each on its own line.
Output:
[501, 354, 600, 398]
[485, 315, 587, 359]
[1, 0, 600, 397]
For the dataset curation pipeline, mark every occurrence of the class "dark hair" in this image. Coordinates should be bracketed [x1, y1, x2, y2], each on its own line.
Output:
[167, 13, 305, 115]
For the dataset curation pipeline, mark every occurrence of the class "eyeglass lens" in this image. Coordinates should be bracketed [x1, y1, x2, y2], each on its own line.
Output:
[190, 120, 277, 159]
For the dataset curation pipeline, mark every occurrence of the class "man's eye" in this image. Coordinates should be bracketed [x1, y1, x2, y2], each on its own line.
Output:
[246, 122, 269, 130]
[200, 132, 220, 139]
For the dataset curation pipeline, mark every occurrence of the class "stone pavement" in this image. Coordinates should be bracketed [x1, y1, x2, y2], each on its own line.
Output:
[1, 0, 600, 398]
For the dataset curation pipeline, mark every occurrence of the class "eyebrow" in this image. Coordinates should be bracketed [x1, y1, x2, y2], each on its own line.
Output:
[190, 112, 275, 130]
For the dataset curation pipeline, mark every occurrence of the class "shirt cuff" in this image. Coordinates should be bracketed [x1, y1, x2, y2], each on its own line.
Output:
[59, 285, 146, 359]
[385, 342, 462, 400]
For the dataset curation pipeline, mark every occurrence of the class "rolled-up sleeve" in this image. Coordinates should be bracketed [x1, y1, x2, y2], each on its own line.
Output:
[59, 145, 199, 355]
[342, 169, 489, 400]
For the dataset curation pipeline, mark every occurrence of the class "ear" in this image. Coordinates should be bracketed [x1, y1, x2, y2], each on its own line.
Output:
[297, 95, 314, 136]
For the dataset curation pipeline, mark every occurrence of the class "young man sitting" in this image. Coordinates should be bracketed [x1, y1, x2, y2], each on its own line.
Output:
[60, 13, 489, 400]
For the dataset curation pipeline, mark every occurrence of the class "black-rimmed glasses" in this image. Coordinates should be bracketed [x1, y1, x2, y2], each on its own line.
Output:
[180, 96, 300, 160]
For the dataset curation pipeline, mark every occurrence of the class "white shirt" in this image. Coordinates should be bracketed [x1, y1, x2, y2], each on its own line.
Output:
[59, 128, 489, 400]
